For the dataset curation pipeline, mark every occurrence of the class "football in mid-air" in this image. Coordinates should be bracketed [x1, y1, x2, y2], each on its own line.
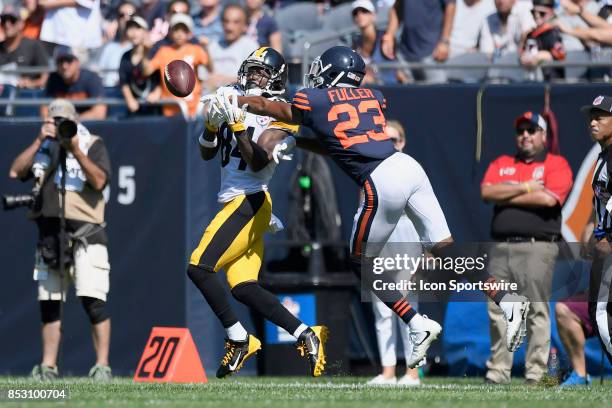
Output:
[164, 60, 196, 97]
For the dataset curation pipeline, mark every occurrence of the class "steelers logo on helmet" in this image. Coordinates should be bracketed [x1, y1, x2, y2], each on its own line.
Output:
[305, 46, 366, 89]
[238, 47, 288, 96]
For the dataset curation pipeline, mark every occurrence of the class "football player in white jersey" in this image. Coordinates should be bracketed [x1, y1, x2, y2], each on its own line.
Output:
[187, 47, 328, 378]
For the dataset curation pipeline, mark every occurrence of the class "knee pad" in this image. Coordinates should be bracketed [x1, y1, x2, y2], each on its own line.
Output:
[80, 297, 109, 324]
[40, 300, 61, 324]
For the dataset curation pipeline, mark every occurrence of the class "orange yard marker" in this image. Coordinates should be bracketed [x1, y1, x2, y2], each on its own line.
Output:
[134, 327, 207, 383]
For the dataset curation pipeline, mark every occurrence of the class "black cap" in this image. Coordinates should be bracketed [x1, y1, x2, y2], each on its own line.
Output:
[532, 0, 555, 7]
[580, 95, 612, 114]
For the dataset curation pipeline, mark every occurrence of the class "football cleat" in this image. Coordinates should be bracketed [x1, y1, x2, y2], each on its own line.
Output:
[216, 334, 261, 379]
[407, 317, 442, 368]
[295, 326, 329, 377]
[500, 293, 530, 352]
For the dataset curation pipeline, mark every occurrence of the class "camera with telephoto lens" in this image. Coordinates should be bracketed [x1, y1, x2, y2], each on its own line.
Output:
[54, 117, 77, 140]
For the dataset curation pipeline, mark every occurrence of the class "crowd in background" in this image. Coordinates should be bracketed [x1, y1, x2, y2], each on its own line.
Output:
[1, 0, 612, 119]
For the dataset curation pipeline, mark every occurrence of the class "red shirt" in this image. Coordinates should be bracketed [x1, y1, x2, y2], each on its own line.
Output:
[481, 151, 573, 238]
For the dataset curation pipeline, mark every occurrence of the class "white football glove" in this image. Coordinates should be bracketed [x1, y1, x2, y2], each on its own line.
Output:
[271, 136, 296, 164]
[215, 87, 248, 132]
[200, 94, 225, 131]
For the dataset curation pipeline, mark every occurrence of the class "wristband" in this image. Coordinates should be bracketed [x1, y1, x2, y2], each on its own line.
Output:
[198, 133, 217, 148]
[230, 122, 246, 133]
[524, 182, 531, 193]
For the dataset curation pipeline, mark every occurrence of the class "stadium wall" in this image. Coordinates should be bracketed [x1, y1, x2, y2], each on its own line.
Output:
[2, 83, 612, 376]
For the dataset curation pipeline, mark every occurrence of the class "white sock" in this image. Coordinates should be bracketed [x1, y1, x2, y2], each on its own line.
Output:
[408, 313, 426, 331]
[293, 323, 309, 339]
[226, 322, 248, 341]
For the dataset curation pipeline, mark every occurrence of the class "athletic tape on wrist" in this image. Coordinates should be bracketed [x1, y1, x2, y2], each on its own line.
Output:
[230, 122, 246, 133]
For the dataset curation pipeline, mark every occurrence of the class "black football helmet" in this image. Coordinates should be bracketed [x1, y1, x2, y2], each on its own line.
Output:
[238, 47, 288, 96]
[305, 46, 366, 88]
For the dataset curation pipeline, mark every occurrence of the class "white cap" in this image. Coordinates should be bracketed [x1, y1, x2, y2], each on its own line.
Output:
[169, 13, 194, 32]
[126, 15, 149, 30]
[351, 0, 375, 13]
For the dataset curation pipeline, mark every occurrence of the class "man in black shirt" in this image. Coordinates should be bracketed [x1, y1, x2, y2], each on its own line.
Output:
[42, 47, 107, 120]
[581, 95, 612, 366]
[0, 9, 49, 88]
[8, 99, 113, 381]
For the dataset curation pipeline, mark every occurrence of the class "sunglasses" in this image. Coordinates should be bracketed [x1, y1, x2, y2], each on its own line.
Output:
[0, 15, 18, 25]
[516, 127, 539, 135]
[531, 9, 550, 18]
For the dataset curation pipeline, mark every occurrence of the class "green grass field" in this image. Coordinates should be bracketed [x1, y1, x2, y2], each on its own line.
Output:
[0, 377, 610, 408]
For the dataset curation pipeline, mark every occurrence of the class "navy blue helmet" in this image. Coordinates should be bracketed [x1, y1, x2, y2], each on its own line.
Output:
[305, 46, 366, 89]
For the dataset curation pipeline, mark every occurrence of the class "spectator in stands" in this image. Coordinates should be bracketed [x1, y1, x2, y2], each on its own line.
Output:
[139, 0, 166, 37]
[520, 0, 566, 80]
[119, 15, 161, 115]
[207, 4, 258, 90]
[95, 1, 136, 87]
[600, 0, 612, 23]
[161, 0, 191, 42]
[21, 0, 45, 39]
[382, 0, 456, 82]
[245, 0, 281, 51]
[556, 0, 601, 52]
[193, 0, 223, 47]
[148, 0, 198, 57]
[0, 7, 49, 88]
[479, 0, 535, 60]
[449, 0, 495, 58]
[556, 0, 612, 46]
[42, 46, 107, 120]
[143, 13, 210, 117]
[102, 0, 136, 43]
[39, 0, 103, 56]
[350, 0, 406, 84]
[481, 112, 573, 385]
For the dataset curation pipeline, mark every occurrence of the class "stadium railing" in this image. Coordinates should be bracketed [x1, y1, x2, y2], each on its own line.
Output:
[0, 96, 189, 120]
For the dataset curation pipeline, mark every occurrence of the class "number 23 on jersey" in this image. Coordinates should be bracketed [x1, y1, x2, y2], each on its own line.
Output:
[328, 99, 387, 149]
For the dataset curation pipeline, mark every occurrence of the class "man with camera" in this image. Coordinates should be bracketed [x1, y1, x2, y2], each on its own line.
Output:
[8, 99, 112, 381]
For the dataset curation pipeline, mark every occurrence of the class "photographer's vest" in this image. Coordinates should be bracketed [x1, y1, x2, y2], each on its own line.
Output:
[60, 133, 105, 225]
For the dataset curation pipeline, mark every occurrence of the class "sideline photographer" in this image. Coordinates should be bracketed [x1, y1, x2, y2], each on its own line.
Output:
[8, 99, 112, 381]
